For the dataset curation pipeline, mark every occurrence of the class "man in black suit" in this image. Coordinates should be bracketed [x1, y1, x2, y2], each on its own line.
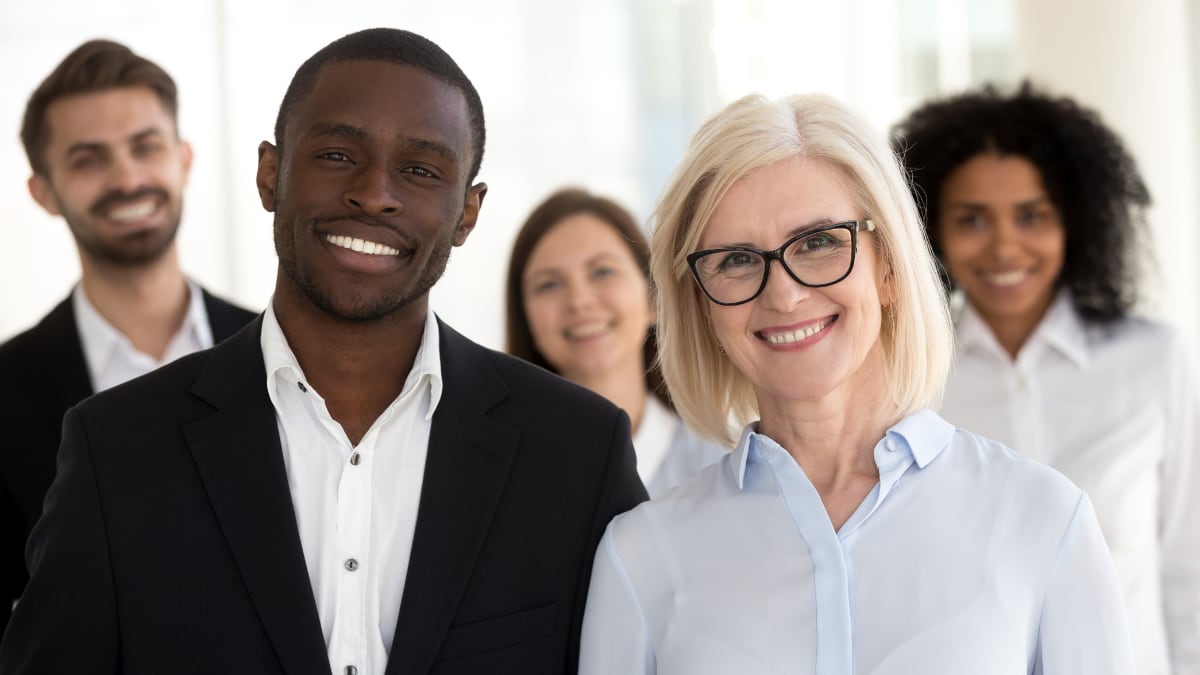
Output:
[0, 28, 646, 674]
[0, 40, 256, 631]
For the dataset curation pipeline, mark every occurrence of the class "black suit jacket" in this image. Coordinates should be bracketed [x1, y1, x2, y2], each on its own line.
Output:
[0, 290, 256, 632]
[0, 316, 647, 674]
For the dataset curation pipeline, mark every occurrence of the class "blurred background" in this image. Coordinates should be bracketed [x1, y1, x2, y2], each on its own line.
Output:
[1, 0, 1197, 351]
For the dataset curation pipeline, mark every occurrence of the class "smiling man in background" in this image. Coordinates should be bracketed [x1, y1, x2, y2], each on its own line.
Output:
[0, 39, 256, 633]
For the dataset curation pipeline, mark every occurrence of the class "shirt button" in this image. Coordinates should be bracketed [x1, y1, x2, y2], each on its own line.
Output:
[297, 381, 307, 392]
[344, 558, 359, 572]
[349, 452, 361, 466]
[345, 666, 357, 675]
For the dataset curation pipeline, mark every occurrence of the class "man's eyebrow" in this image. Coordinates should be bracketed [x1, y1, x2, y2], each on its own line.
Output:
[401, 137, 458, 164]
[304, 124, 458, 164]
[307, 122, 368, 141]
[63, 126, 166, 159]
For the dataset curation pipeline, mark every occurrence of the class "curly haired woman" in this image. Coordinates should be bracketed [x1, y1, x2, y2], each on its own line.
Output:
[893, 81, 1200, 675]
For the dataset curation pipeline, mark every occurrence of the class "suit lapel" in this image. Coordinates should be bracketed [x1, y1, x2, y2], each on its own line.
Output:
[385, 321, 520, 675]
[183, 319, 330, 675]
[35, 297, 94, 411]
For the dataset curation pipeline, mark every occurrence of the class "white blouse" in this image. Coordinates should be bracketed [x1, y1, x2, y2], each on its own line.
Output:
[632, 395, 727, 498]
[943, 291, 1200, 675]
[580, 410, 1134, 674]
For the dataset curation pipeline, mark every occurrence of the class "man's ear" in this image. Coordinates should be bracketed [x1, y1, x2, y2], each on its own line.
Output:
[27, 174, 61, 216]
[255, 141, 279, 212]
[178, 140, 194, 187]
[453, 181, 488, 246]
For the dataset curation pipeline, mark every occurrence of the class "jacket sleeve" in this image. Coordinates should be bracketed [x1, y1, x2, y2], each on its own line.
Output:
[567, 408, 648, 675]
[0, 408, 118, 673]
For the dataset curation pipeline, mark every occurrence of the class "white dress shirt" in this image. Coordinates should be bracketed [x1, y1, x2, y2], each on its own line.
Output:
[942, 290, 1200, 675]
[73, 280, 213, 392]
[632, 395, 727, 498]
[580, 410, 1135, 674]
[261, 303, 441, 675]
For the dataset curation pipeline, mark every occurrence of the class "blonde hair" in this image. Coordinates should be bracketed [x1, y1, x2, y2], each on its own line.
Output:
[650, 93, 953, 445]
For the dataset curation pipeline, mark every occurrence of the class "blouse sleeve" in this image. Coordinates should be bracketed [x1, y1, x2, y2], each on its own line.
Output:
[578, 523, 656, 675]
[1036, 493, 1136, 674]
[1161, 332, 1200, 674]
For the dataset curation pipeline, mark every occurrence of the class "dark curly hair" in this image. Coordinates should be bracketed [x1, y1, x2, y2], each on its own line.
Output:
[505, 187, 672, 410]
[891, 80, 1151, 323]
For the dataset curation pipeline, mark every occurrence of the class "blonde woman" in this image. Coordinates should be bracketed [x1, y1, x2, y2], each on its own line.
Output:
[578, 93, 1133, 674]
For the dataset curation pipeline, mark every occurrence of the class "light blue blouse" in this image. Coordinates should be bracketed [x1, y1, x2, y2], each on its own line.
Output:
[579, 410, 1134, 674]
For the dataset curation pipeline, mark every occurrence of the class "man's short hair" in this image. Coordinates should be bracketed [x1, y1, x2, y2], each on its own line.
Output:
[21, 39, 179, 176]
[274, 28, 487, 183]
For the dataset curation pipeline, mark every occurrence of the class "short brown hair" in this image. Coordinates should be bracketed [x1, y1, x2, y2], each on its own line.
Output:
[21, 39, 179, 176]
[505, 187, 672, 409]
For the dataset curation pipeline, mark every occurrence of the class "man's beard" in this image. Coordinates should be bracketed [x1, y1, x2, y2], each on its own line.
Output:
[276, 217, 459, 323]
[62, 186, 182, 267]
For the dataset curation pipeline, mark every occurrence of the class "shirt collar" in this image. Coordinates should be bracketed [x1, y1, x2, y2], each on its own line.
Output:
[728, 409, 955, 491]
[73, 278, 213, 376]
[954, 289, 1089, 369]
[1029, 289, 1090, 369]
[260, 300, 444, 421]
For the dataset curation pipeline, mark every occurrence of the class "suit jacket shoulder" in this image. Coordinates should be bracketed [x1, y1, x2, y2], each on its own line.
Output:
[200, 288, 258, 343]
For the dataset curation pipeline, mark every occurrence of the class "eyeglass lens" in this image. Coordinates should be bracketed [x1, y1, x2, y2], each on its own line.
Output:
[692, 225, 857, 304]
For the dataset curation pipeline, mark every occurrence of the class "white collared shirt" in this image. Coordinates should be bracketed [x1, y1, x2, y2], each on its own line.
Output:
[633, 395, 727, 499]
[73, 279, 213, 392]
[261, 302, 441, 675]
[580, 410, 1135, 674]
[943, 289, 1200, 675]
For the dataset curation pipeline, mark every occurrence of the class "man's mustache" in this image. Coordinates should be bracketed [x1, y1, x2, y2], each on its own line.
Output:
[90, 187, 169, 216]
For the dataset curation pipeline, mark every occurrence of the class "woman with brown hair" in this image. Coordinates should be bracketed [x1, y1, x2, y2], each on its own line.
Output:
[506, 188, 726, 497]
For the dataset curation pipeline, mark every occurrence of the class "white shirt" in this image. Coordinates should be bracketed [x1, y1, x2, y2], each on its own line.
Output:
[580, 410, 1135, 674]
[73, 280, 212, 392]
[261, 303, 441, 675]
[943, 290, 1200, 675]
[633, 395, 727, 498]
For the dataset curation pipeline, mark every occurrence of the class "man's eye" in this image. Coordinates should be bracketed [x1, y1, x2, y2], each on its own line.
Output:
[132, 142, 163, 158]
[319, 151, 351, 162]
[402, 166, 436, 178]
[70, 154, 102, 170]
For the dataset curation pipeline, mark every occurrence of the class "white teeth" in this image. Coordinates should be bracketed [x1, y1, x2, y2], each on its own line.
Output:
[567, 321, 609, 339]
[108, 199, 156, 222]
[984, 269, 1029, 287]
[763, 318, 832, 345]
[324, 234, 400, 256]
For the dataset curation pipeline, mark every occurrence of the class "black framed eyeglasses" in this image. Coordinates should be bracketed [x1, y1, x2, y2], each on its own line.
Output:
[686, 220, 876, 306]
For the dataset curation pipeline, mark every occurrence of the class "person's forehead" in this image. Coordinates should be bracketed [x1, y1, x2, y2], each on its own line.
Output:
[293, 60, 470, 141]
[44, 86, 174, 147]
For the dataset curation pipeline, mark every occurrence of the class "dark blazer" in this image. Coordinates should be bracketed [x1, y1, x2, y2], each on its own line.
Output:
[0, 290, 256, 632]
[0, 316, 647, 674]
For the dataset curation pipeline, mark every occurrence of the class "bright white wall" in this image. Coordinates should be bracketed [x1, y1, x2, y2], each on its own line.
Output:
[1, 0, 1197, 352]
[1015, 0, 1200, 340]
